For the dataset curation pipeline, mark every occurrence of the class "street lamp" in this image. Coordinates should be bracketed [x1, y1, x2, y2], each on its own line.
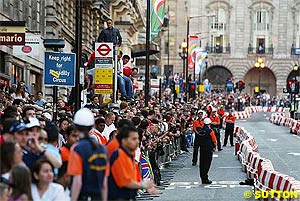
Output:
[254, 57, 265, 93]
[179, 40, 188, 92]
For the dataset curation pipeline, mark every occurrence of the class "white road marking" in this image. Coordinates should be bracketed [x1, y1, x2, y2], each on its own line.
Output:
[259, 130, 266, 132]
[264, 114, 267, 117]
[287, 152, 300, 156]
[240, 120, 247, 122]
[217, 166, 241, 169]
[213, 154, 219, 158]
[266, 139, 278, 142]
[266, 117, 269, 120]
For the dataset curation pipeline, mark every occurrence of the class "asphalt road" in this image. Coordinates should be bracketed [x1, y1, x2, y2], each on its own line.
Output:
[237, 112, 300, 180]
[142, 112, 300, 201]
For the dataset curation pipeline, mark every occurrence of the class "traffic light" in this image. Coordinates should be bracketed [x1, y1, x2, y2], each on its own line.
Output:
[287, 80, 299, 94]
[238, 80, 245, 92]
[188, 82, 196, 98]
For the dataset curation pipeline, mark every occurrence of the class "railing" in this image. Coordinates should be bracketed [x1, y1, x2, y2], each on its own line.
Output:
[205, 46, 231, 54]
[248, 46, 274, 55]
[253, 23, 270, 31]
[157, 137, 182, 167]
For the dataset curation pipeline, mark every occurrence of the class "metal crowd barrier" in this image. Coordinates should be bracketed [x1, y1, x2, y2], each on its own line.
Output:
[157, 137, 182, 167]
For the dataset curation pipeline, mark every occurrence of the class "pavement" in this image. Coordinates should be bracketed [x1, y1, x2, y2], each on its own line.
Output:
[237, 112, 300, 180]
[137, 112, 300, 201]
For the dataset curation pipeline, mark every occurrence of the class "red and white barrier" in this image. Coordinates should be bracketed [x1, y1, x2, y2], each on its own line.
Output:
[235, 127, 300, 196]
[270, 113, 300, 135]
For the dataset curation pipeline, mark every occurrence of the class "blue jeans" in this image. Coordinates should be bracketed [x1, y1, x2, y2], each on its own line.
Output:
[117, 75, 133, 98]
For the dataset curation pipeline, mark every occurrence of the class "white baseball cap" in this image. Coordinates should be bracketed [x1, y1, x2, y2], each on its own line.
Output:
[204, 118, 212, 125]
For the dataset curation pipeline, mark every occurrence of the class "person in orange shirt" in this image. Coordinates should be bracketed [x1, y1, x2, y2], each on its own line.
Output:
[60, 125, 80, 162]
[192, 110, 205, 166]
[108, 126, 158, 200]
[90, 118, 108, 145]
[223, 109, 236, 147]
[217, 105, 225, 126]
[210, 108, 222, 151]
[199, 118, 217, 184]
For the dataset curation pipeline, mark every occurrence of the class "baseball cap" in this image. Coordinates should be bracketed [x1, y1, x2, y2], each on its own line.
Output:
[9, 121, 27, 133]
[26, 118, 41, 129]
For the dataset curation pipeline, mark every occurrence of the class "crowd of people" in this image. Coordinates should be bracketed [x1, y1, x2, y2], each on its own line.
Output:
[0, 79, 245, 201]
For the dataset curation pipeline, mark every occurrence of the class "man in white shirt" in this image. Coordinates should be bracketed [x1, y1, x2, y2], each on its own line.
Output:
[102, 112, 116, 140]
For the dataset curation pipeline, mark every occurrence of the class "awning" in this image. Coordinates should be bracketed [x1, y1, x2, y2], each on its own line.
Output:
[131, 43, 160, 58]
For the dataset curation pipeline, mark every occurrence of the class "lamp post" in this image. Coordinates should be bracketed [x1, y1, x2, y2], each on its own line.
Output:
[293, 64, 299, 117]
[254, 57, 265, 94]
[179, 40, 188, 93]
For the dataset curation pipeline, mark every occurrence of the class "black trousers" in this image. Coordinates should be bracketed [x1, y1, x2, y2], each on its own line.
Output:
[212, 128, 221, 150]
[224, 127, 234, 146]
[199, 146, 213, 181]
[192, 136, 200, 164]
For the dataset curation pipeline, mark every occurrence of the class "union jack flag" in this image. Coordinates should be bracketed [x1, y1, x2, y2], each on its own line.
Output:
[141, 152, 153, 181]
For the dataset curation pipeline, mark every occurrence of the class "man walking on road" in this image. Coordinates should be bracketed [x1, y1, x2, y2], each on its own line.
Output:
[192, 110, 204, 166]
[223, 109, 236, 147]
[199, 118, 217, 184]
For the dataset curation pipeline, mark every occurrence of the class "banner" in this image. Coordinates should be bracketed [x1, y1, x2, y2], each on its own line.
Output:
[150, 0, 166, 41]
[13, 34, 42, 59]
[188, 35, 199, 70]
[195, 49, 208, 75]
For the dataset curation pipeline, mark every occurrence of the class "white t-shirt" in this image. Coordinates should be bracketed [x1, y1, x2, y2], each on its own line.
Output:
[31, 183, 66, 201]
[102, 124, 116, 140]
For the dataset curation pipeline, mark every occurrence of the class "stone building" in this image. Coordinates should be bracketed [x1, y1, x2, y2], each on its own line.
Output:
[161, 0, 300, 96]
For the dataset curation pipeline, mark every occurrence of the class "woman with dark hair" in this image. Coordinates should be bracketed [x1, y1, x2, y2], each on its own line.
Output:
[11, 82, 28, 102]
[9, 165, 32, 201]
[31, 159, 65, 201]
[0, 142, 23, 181]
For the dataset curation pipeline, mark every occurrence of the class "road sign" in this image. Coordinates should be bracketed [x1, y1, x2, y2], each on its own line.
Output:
[44, 52, 75, 86]
[94, 68, 113, 94]
[95, 43, 113, 58]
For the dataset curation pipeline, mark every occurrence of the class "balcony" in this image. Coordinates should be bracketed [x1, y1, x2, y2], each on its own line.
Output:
[205, 45, 231, 54]
[248, 45, 273, 55]
[253, 23, 270, 32]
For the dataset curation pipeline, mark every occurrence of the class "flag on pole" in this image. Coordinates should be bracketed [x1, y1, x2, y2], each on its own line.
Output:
[150, 0, 166, 41]
[188, 35, 199, 70]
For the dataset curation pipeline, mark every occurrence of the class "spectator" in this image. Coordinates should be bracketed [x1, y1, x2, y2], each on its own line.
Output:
[0, 118, 18, 144]
[56, 163, 71, 200]
[60, 125, 79, 162]
[90, 117, 108, 145]
[31, 159, 65, 200]
[9, 165, 32, 200]
[58, 118, 70, 140]
[67, 108, 108, 201]
[108, 129, 118, 142]
[57, 99, 72, 112]
[98, 18, 122, 47]
[102, 112, 116, 140]
[85, 95, 101, 110]
[0, 183, 10, 201]
[106, 119, 134, 157]
[117, 54, 134, 100]
[108, 126, 157, 200]
[0, 142, 24, 181]
[35, 91, 46, 107]
[22, 106, 36, 123]
[44, 124, 63, 173]
[11, 82, 28, 102]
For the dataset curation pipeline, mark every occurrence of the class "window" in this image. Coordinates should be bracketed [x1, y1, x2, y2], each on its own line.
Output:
[255, 10, 269, 31]
[0, 52, 5, 74]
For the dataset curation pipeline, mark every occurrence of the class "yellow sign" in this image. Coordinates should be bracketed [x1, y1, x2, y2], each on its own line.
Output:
[198, 85, 205, 92]
[0, 26, 25, 33]
[254, 87, 260, 93]
[94, 68, 113, 94]
[175, 85, 179, 94]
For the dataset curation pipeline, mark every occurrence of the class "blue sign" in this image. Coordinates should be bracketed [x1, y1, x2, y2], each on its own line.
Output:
[44, 52, 76, 86]
[294, 48, 300, 55]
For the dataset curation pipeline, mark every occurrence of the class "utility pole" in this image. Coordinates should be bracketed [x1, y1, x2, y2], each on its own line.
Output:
[145, 0, 151, 107]
[74, 0, 82, 112]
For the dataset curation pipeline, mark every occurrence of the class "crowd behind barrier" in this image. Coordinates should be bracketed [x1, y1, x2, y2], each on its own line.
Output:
[235, 127, 300, 199]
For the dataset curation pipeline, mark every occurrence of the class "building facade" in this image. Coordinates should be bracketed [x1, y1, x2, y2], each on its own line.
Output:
[161, 0, 300, 97]
[0, 0, 145, 100]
